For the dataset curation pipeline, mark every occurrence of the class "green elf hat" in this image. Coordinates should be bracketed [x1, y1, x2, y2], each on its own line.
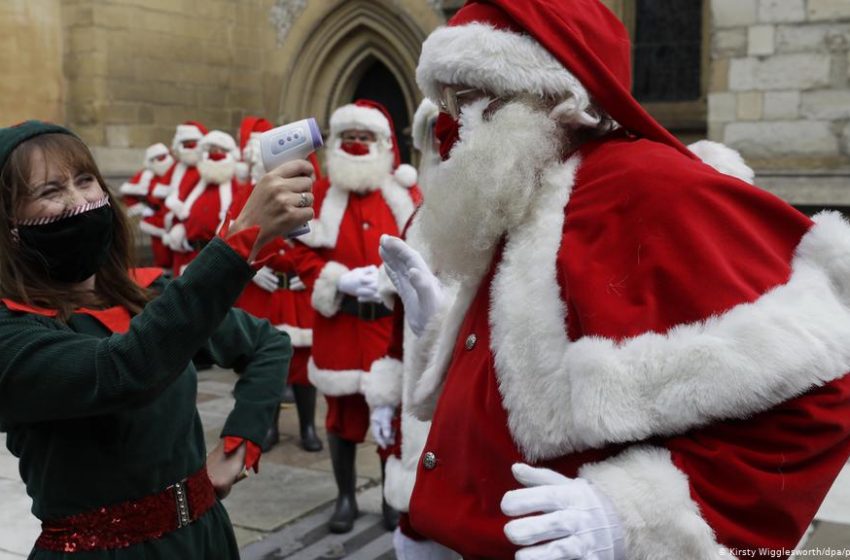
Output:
[0, 120, 76, 173]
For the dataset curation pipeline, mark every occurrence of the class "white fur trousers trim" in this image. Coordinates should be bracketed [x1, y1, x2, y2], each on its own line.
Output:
[311, 261, 349, 318]
[580, 446, 736, 560]
[307, 357, 365, 397]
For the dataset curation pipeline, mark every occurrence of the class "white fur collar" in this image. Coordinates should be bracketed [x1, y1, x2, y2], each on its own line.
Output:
[299, 176, 416, 249]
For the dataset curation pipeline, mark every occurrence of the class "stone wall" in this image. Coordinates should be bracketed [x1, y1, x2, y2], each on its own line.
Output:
[0, 0, 64, 125]
[709, 0, 850, 173]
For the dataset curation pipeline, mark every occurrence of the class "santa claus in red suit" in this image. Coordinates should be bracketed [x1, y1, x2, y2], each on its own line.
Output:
[166, 130, 240, 276]
[162, 121, 206, 262]
[378, 2, 850, 559]
[287, 100, 420, 534]
[122, 143, 177, 268]
[231, 115, 324, 454]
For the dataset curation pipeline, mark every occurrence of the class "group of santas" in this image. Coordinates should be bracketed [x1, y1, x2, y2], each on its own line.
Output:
[119, 118, 321, 455]
[119, 102, 425, 536]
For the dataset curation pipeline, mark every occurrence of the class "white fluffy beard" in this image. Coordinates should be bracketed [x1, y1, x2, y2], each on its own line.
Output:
[150, 155, 174, 177]
[417, 99, 566, 282]
[326, 143, 394, 193]
[177, 146, 201, 166]
[198, 155, 236, 184]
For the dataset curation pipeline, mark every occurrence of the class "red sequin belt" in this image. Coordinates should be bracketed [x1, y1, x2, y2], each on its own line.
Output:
[35, 466, 216, 553]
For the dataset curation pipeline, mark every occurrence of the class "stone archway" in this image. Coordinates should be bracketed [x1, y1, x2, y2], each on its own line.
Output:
[277, 0, 431, 151]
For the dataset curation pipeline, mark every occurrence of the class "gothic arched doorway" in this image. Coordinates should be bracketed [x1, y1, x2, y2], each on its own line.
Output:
[352, 60, 412, 163]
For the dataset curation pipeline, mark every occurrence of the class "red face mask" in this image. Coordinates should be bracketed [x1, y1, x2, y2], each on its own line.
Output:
[340, 141, 371, 156]
[208, 152, 227, 161]
[182, 140, 198, 149]
[435, 112, 460, 161]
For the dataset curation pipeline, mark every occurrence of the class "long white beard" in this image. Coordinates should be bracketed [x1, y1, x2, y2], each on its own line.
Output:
[177, 146, 201, 166]
[150, 155, 174, 177]
[326, 145, 394, 193]
[417, 99, 566, 283]
[198, 156, 236, 184]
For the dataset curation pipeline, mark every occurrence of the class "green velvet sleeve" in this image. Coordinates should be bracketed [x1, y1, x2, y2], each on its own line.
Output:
[202, 309, 291, 446]
[0, 238, 254, 425]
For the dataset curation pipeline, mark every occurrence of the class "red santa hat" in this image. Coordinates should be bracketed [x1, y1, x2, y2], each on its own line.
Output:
[173, 120, 208, 144]
[416, 0, 695, 159]
[329, 100, 418, 188]
[239, 116, 273, 153]
[144, 142, 170, 162]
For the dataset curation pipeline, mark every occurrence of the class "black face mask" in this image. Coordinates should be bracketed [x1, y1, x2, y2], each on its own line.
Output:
[16, 197, 114, 283]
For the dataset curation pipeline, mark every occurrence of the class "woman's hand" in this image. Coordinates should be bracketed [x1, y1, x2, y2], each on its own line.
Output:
[230, 159, 315, 259]
[206, 440, 248, 500]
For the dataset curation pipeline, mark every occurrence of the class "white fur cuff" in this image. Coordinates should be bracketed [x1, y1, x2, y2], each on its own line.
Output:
[362, 357, 404, 408]
[579, 446, 732, 560]
[311, 261, 349, 317]
[307, 358, 365, 397]
[120, 181, 150, 197]
[276, 324, 313, 348]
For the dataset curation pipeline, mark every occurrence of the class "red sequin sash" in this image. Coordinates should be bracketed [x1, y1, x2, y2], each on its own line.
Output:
[35, 466, 216, 553]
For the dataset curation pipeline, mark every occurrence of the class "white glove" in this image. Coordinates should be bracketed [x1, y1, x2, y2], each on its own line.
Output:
[370, 404, 395, 448]
[252, 266, 279, 292]
[501, 464, 624, 560]
[379, 235, 444, 336]
[289, 275, 306, 291]
[165, 223, 191, 252]
[337, 265, 380, 302]
[393, 527, 457, 560]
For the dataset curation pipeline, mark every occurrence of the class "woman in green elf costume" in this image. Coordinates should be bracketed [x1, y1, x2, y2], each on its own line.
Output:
[0, 121, 315, 558]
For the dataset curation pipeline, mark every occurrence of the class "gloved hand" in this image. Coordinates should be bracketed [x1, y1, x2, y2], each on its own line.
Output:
[338, 265, 379, 301]
[379, 235, 444, 336]
[393, 527, 457, 560]
[370, 404, 395, 448]
[289, 275, 306, 291]
[164, 223, 190, 252]
[501, 464, 624, 560]
[252, 266, 279, 292]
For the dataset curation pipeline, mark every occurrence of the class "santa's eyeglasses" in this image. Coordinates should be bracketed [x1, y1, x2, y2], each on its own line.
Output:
[438, 85, 499, 119]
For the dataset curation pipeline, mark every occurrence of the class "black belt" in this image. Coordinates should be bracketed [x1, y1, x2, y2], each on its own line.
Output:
[340, 296, 392, 321]
[275, 272, 298, 290]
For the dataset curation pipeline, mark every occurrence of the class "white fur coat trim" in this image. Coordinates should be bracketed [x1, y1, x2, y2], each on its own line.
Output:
[417, 23, 588, 103]
[311, 261, 348, 317]
[580, 446, 734, 560]
[138, 220, 166, 238]
[169, 179, 232, 222]
[119, 170, 153, 197]
[384, 455, 417, 512]
[490, 157, 850, 460]
[307, 357, 365, 397]
[362, 357, 403, 408]
[151, 183, 171, 199]
[275, 324, 312, 348]
[299, 178, 416, 249]
[688, 140, 755, 184]
[164, 163, 188, 214]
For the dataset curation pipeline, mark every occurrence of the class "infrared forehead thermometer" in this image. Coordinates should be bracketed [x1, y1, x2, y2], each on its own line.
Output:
[259, 118, 323, 238]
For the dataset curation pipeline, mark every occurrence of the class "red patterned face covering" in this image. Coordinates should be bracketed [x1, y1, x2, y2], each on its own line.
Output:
[340, 141, 371, 156]
[435, 112, 460, 161]
[208, 152, 227, 161]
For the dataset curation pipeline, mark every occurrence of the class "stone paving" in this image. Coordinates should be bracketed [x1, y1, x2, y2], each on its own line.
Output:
[1, 366, 849, 558]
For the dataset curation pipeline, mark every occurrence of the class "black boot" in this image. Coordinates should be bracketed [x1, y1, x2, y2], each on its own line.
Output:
[281, 383, 295, 404]
[328, 434, 359, 533]
[380, 459, 399, 531]
[293, 384, 323, 452]
[260, 404, 281, 453]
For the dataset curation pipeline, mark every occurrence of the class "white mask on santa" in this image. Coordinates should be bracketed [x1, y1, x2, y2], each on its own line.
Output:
[198, 150, 236, 184]
[326, 136, 394, 193]
[148, 154, 174, 177]
[417, 97, 566, 283]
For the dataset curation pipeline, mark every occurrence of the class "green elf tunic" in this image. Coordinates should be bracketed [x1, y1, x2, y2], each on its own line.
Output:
[0, 236, 289, 559]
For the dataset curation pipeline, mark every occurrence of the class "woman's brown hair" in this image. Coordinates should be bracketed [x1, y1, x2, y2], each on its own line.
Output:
[0, 133, 152, 320]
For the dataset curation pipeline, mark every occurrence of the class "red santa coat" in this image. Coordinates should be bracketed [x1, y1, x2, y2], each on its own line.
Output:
[119, 169, 154, 212]
[230, 185, 315, 385]
[407, 134, 850, 559]
[136, 164, 175, 268]
[289, 176, 421, 416]
[167, 175, 236, 276]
